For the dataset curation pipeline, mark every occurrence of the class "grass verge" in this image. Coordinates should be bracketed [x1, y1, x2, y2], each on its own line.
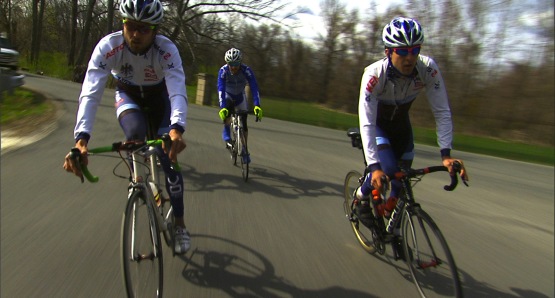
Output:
[1, 88, 54, 125]
[261, 97, 554, 166]
[3, 83, 552, 166]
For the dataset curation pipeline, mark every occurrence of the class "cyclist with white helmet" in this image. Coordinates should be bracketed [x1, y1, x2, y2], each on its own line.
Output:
[217, 48, 263, 164]
[63, 0, 191, 254]
[355, 17, 469, 234]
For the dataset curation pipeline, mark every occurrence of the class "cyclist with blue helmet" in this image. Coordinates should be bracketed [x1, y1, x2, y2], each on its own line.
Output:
[355, 17, 469, 222]
[63, 0, 191, 254]
[217, 48, 263, 164]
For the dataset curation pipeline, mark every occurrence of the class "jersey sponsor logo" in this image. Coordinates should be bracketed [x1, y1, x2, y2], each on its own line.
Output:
[413, 77, 425, 90]
[120, 63, 134, 78]
[153, 43, 172, 60]
[366, 76, 378, 93]
[105, 43, 125, 59]
[144, 65, 158, 81]
[116, 76, 133, 85]
[427, 67, 438, 78]
[115, 97, 124, 108]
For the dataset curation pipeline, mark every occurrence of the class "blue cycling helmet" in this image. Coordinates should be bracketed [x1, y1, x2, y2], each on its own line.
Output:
[382, 17, 424, 48]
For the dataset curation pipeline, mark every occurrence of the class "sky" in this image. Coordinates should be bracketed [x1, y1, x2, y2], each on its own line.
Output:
[279, 0, 400, 42]
[276, 0, 553, 65]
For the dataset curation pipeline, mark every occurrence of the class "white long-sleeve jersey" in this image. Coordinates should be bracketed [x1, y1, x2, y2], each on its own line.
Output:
[358, 55, 453, 167]
[74, 31, 188, 139]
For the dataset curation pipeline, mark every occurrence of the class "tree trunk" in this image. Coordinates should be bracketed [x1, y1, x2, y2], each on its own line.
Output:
[68, 0, 78, 66]
[75, 0, 96, 67]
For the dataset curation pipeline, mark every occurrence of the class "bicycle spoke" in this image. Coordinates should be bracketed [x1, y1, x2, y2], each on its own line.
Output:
[403, 209, 462, 298]
[122, 191, 163, 297]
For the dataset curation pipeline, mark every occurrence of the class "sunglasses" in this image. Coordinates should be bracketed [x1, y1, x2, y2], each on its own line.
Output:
[392, 46, 421, 56]
[228, 62, 241, 67]
[123, 19, 156, 34]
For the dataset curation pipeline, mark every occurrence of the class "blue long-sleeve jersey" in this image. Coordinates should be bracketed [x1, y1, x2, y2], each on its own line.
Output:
[217, 64, 261, 108]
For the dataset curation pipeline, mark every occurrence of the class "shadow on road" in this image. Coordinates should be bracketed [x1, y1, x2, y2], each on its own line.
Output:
[181, 163, 341, 201]
[180, 233, 377, 298]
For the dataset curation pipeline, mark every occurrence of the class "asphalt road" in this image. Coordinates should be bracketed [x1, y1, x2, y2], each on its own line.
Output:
[1, 74, 553, 297]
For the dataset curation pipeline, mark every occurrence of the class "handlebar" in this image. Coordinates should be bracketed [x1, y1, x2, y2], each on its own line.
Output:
[69, 138, 166, 183]
[399, 161, 468, 191]
[347, 127, 468, 191]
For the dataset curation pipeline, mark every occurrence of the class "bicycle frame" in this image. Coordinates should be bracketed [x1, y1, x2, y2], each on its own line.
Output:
[343, 127, 465, 297]
[129, 144, 173, 233]
[74, 137, 177, 245]
[228, 110, 250, 181]
[231, 112, 247, 154]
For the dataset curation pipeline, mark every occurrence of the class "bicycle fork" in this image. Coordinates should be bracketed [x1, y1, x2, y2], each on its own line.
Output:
[126, 183, 160, 262]
[408, 210, 442, 269]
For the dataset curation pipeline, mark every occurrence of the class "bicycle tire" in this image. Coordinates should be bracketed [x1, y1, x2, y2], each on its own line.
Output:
[343, 170, 379, 254]
[231, 124, 238, 165]
[121, 189, 164, 298]
[402, 207, 463, 298]
[239, 129, 249, 181]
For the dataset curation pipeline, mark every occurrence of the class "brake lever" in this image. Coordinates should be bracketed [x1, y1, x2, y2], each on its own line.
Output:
[444, 161, 469, 190]
[161, 133, 172, 152]
[380, 175, 389, 198]
[69, 147, 85, 183]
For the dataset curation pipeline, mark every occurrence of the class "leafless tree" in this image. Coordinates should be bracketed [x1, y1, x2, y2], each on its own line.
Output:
[68, 0, 78, 66]
[1, 0, 552, 146]
[30, 0, 45, 64]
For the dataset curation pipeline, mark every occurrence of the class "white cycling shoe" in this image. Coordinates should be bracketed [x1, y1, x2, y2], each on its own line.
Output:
[174, 226, 191, 254]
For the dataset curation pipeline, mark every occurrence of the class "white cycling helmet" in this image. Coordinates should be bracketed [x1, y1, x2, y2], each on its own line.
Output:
[120, 0, 164, 25]
[382, 17, 424, 48]
[224, 48, 243, 64]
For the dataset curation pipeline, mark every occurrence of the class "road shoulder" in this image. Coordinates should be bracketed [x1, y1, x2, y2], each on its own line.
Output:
[1, 88, 63, 155]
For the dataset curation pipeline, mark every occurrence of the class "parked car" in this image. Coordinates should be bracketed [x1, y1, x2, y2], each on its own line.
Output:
[0, 35, 19, 71]
[0, 34, 24, 94]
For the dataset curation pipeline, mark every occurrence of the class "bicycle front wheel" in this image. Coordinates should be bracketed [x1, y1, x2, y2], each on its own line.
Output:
[343, 170, 379, 254]
[402, 208, 462, 298]
[121, 190, 164, 298]
[239, 129, 249, 181]
[230, 124, 239, 165]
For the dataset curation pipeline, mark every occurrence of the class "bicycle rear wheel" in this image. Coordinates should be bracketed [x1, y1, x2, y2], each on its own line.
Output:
[121, 190, 163, 298]
[402, 208, 462, 298]
[343, 170, 379, 254]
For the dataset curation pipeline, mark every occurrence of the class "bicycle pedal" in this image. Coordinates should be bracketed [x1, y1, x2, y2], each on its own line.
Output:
[347, 214, 357, 222]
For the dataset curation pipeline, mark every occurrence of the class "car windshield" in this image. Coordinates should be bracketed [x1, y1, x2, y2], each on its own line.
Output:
[0, 38, 15, 49]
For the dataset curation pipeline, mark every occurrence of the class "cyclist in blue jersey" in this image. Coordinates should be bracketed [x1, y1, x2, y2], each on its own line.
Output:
[355, 17, 469, 222]
[63, 0, 191, 254]
[217, 48, 263, 164]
